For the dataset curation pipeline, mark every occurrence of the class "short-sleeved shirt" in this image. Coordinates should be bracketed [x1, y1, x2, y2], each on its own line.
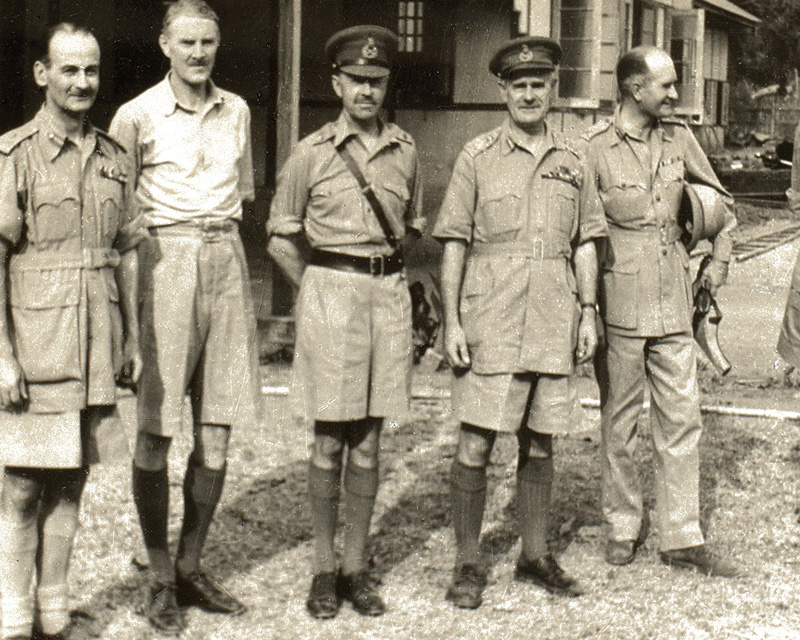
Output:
[109, 73, 254, 228]
[432, 119, 607, 376]
[584, 111, 736, 337]
[268, 113, 424, 256]
[0, 107, 133, 412]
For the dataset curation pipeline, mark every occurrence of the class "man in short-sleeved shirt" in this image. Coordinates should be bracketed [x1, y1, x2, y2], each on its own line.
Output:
[433, 36, 606, 609]
[0, 24, 141, 640]
[268, 25, 423, 619]
[109, 0, 259, 632]
[585, 46, 738, 576]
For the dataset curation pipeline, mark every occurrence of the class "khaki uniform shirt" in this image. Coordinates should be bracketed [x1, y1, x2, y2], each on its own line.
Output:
[109, 73, 254, 228]
[584, 112, 736, 337]
[432, 120, 607, 376]
[268, 114, 425, 256]
[0, 107, 133, 413]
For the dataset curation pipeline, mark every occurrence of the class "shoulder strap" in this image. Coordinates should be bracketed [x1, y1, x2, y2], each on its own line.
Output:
[336, 142, 399, 250]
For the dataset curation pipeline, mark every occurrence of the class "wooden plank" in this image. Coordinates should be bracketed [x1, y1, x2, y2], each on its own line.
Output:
[276, 0, 301, 171]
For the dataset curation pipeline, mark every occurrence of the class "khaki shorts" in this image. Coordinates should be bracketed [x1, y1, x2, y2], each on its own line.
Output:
[453, 370, 578, 435]
[293, 265, 412, 422]
[137, 225, 260, 436]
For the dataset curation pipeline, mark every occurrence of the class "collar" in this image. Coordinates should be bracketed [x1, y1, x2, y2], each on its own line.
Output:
[612, 106, 673, 146]
[34, 106, 96, 162]
[500, 118, 554, 157]
[326, 112, 403, 151]
[158, 72, 225, 117]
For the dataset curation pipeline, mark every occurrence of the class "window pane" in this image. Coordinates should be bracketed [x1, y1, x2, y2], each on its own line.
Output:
[406, 36, 414, 50]
[417, 2, 423, 17]
[399, 2, 405, 18]
[416, 36, 423, 53]
[407, 19, 415, 35]
[398, 19, 406, 35]
[560, 69, 593, 97]
[417, 19, 423, 35]
[407, 2, 415, 17]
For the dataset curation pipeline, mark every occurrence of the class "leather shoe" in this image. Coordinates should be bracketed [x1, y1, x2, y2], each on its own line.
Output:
[145, 581, 185, 635]
[338, 571, 385, 616]
[660, 545, 739, 577]
[306, 572, 341, 619]
[514, 553, 584, 597]
[605, 539, 635, 566]
[175, 570, 247, 615]
[445, 563, 487, 609]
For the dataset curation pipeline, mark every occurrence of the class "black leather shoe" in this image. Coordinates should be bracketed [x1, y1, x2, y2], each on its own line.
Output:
[445, 563, 487, 609]
[660, 545, 739, 577]
[338, 571, 385, 616]
[605, 539, 635, 566]
[515, 553, 584, 597]
[306, 572, 341, 620]
[175, 570, 247, 615]
[145, 581, 185, 635]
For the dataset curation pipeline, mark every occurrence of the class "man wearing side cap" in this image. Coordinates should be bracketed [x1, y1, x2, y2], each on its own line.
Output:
[433, 37, 606, 608]
[268, 26, 424, 619]
[583, 46, 738, 575]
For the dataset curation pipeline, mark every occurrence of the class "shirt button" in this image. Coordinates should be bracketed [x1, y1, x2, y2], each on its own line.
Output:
[661, 248, 668, 256]
[655, 194, 662, 202]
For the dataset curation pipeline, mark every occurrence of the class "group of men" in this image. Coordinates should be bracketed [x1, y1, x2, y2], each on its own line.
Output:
[0, 1, 741, 637]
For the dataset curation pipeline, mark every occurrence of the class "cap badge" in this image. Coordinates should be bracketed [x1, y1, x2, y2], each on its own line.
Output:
[362, 38, 379, 60]
[519, 44, 534, 63]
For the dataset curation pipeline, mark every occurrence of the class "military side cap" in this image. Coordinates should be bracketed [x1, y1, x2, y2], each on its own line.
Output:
[489, 36, 563, 78]
[679, 182, 727, 251]
[325, 25, 398, 78]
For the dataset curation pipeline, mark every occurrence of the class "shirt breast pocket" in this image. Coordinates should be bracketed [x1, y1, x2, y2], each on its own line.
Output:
[479, 190, 522, 241]
[660, 156, 684, 183]
[96, 177, 124, 236]
[30, 184, 80, 245]
[548, 180, 578, 235]
[9, 268, 82, 383]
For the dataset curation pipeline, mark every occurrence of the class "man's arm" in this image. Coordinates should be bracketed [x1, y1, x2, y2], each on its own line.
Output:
[267, 234, 306, 291]
[115, 248, 142, 386]
[0, 240, 26, 406]
[440, 238, 470, 369]
[573, 239, 599, 364]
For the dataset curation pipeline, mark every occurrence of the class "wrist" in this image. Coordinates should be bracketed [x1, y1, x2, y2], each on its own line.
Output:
[580, 303, 597, 314]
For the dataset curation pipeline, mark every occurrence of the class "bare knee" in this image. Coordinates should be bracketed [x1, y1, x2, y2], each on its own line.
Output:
[311, 421, 347, 470]
[348, 419, 381, 470]
[193, 424, 231, 470]
[134, 432, 172, 471]
[1, 469, 43, 518]
[456, 424, 495, 468]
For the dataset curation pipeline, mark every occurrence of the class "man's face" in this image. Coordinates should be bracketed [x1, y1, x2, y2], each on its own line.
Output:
[34, 32, 100, 117]
[159, 14, 219, 87]
[636, 52, 679, 119]
[501, 72, 555, 130]
[332, 72, 388, 124]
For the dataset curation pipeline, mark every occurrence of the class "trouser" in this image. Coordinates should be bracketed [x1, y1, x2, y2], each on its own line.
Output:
[595, 329, 705, 552]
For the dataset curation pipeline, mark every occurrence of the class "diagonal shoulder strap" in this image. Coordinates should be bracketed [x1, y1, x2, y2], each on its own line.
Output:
[336, 142, 399, 250]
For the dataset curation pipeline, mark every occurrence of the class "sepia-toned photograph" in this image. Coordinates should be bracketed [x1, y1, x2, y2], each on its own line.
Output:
[0, 0, 799, 638]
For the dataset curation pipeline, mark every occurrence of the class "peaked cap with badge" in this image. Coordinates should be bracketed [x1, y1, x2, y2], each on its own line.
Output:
[325, 25, 399, 78]
[490, 36, 563, 79]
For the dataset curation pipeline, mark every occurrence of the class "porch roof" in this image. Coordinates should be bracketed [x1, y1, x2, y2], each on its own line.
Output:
[696, 0, 760, 26]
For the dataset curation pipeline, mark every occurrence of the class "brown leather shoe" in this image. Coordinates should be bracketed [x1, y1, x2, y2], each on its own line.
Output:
[175, 570, 247, 615]
[515, 553, 584, 597]
[145, 581, 185, 635]
[660, 545, 739, 577]
[338, 571, 385, 616]
[306, 572, 341, 619]
[605, 539, 635, 566]
[445, 563, 488, 609]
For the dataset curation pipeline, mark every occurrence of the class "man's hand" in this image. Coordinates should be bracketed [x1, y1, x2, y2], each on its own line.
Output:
[576, 307, 598, 364]
[0, 350, 27, 408]
[699, 258, 729, 297]
[118, 336, 143, 389]
[444, 321, 471, 370]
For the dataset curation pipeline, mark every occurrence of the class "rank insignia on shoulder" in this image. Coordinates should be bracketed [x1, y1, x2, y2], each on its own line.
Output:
[100, 164, 126, 182]
[580, 119, 611, 141]
[542, 165, 581, 189]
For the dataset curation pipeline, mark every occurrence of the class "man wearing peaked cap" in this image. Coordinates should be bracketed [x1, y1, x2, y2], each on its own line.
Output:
[432, 35, 606, 608]
[325, 24, 397, 77]
[268, 24, 424, 620]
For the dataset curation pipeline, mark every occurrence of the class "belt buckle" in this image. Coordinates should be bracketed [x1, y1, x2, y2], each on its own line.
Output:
[533, 239, 543, 260]
[369, 255, 384, 276]
[200, 220, 227, 243]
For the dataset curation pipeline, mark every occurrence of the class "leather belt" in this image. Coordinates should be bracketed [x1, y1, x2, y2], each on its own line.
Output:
[309, 248, 404, 276]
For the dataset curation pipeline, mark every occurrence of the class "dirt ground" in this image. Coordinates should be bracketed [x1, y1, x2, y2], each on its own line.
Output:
[16, 204, 800, 640]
